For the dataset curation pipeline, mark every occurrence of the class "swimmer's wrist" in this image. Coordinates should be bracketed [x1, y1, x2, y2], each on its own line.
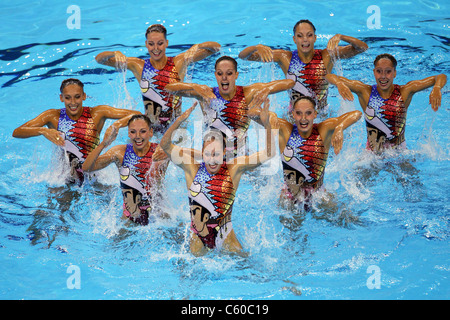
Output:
[39, 127, 51, 136]
[98, 141, 109, 148]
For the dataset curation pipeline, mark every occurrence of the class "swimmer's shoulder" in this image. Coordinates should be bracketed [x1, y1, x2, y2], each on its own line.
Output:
[38, 108, 62, 126]
[106, 143, 128, 165]
[272, 49, 292, 70]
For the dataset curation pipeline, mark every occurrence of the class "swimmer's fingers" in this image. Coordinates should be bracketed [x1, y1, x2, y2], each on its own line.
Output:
[259, 99, 271, 127]
[331, 127, 344, 155]
[179, 102, 198, 122]
[195, 85, 215, 105]
[152, 145, 168, 161]
[44, 129, 65, 146]
[114, 51, 127, 69]
[337, 83, 354, 101]
[102, 125, 119, 148]
[184, 44, 199, 62]
[248, 87, 270, 110]
[256, 45, 273, 62]
[429, 87, 441, 111]
[326, 34, 342, 54]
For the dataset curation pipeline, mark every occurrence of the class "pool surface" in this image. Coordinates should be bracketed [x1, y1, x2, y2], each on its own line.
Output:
[0, 0, 449, 300]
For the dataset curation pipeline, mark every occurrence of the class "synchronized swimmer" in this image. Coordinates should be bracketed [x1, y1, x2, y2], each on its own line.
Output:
[239, 19, 368, 112]
[12, 20, 447, 255]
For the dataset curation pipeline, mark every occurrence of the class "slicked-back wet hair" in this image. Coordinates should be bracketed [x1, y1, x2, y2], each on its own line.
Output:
[374, 53, 397, 69]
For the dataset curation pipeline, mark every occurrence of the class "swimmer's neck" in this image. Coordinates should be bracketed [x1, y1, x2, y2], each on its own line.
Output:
[296, 49, 315, 64]
[295, 123, 314, 139]
[218, 87, 237, 101]
[376, 84, 394, 99]
[150, 56, 168, 70]
[133, 142, 151, 157]
[65, 107, 84, 121]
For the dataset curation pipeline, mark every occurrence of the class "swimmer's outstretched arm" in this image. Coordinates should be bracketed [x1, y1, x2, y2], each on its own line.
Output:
[165, 82, 216, 109]
[81, 126, 124, 173]
[238, 45, 292, 73]
[402, 74, 447, 111]
[95, 51, 143, 79]
[231, 99, 275, 185]
[181, 41, 221, 64]
[325, 74, 372, 110]
[325, 110, 363, 155]
[326, 34, 368, 59]
[160, 102, 199, 184]
[238, 44, 275, 62]
[12, 109, 65, 147]
[165, 82, 214, 99]
[246, 79, 295, 110]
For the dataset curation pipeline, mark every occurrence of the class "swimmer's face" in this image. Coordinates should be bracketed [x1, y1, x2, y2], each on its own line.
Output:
[293, 23, 317, 54]
[145, 31, 168, 61]
[292, 99, 317, 137]
[215, 60, 239, 98]
[373, 58, 396, 91]
[128, 119, 153, 152]
[60, 84, 86, 119]
[202, 139, 224, 175]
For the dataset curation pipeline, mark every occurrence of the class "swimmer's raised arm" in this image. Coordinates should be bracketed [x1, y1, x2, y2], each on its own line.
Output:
[320, 110, 362, 155]
[326, 34, 368, 59]
[326, 74, 372, 109]
[401, 74, 447, 111]
[173, 42, 221, 81]
[245, 79, 295, 110]
[239, 45, 292, 73]
[91, 105, 141, 133]
[231, 99, 275, 186]
[165, 82, 216, 107]
[12, 109, 65, 147]
[81, 126, 124, 173]
[238, 44, 275, 62]
[179, 41, 221, 64]
[95, 51, 144, 80]
[160, 102, 198, 182]
[165, 82, 213, 99]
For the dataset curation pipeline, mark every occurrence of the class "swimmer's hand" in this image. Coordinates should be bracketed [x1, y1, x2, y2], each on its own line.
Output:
[327, 34, 343, 54]
[152, 145, 168, 161]
[254, 44, 273, 62]
[113, 51, 127, 70]
[429, 86, 442, 111]
[43, 128, 65, 147]
[258, 99, 271, 128]
[178, 101, 198, 124]
[184, 44, 199, 63]
[331, 126, 344, 155]
[248, 86, 270, 111]
[194, 85, 216, 105]
[239, 44, 273, 62]
[336, 81, 354, 101]
[102, 124, 119, 148]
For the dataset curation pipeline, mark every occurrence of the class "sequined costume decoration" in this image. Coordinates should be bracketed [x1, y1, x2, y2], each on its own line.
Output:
[139, 57, 181, 131]
[188, 163, 236, 249]
[57, 107, 100, 184]
[287, 49, 328, 110]
[281, 124, 328, 201]
[205, 86, 250, 157]
[119, 143, 158, 225]
[364, 84, 406, 152]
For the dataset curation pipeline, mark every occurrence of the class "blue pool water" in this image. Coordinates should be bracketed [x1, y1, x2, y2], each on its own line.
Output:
[1, 0, 449, 300]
